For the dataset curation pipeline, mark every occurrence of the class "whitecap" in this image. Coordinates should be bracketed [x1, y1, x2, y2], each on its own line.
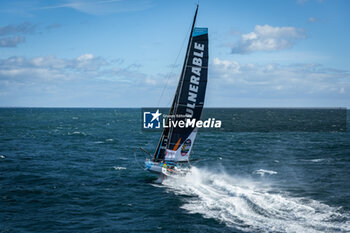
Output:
[254, 169, 278, 176]
[118, 157, 129, 161]
[69, 131, 86, 136]
[93, 141, 104, 144]
[106, 138, 114, 142]
[113, 166, 126, 170]
[310, 159, 325, 163]
[0, 155, 5, 159]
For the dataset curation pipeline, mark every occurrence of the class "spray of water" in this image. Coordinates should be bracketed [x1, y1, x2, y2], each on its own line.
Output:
[163, 167, 349, 233]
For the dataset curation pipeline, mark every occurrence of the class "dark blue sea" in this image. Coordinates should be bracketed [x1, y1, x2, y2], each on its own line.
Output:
[1, 108, 349, 233]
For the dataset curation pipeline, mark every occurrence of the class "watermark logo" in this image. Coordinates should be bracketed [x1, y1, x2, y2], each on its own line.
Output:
[141, 108, 347, 132]
[142, 108, 222, 131]
[143, 109, 162, 129]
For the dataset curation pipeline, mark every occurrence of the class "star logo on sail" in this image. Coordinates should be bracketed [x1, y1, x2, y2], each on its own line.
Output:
[143, 109, 162, 129]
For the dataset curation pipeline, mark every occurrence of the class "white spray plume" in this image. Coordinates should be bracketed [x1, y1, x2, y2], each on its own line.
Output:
[163, 167, 349, 233]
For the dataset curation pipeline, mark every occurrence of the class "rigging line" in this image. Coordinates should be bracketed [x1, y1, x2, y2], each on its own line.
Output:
[133, 148, 146, 170]
[157, 23, 193, 108]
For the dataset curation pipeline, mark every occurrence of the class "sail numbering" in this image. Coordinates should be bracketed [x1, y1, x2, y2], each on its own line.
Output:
[144, 5, 209, 183]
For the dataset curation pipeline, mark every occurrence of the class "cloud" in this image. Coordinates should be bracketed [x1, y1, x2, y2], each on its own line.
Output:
[308, 17, 318, 23]
[0, 22, 36, 47]
[308, 17, 328, 24]
[0, 22, 36, 36]
[0, 36, 25, 47]
[0, 54, 171, 106]
[0, 54, 115, 102]
[210, 58, 350, 106]
[0, 54, 110, 81]
[3, 54, 103, 78]
[34, 0, 154, 15]
[297, 0, 323, 4]
[46, 23, 62, 30]
[1, 54, 348, 107]
[231, 25, 306, 54]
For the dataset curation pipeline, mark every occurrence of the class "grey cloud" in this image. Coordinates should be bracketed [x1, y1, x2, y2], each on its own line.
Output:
[46, 23, 62, 30]
[0, 36, 25, 47]
[0, 22, 36, 48]
[0, 22, 36, 36]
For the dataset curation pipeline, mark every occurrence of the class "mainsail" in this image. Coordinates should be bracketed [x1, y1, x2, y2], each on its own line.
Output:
[153, 5, 208, 162]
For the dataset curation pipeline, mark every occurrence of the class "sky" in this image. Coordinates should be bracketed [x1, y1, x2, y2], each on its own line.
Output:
[0, 0, 349, 107]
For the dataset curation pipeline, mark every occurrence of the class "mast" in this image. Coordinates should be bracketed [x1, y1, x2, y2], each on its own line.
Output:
[167, 4, 198, 146]
[170, 4, 198, 114]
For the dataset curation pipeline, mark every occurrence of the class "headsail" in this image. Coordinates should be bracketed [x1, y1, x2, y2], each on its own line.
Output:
[153, 5, 208, 162]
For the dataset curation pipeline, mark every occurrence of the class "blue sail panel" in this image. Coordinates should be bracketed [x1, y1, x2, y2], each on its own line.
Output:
[192, 27, 208, 37]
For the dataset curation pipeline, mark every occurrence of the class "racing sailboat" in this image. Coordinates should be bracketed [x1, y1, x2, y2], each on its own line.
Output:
[144, 5, 208, 183]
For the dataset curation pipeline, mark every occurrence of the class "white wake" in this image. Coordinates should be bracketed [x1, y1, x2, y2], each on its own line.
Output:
[163, 167, 349, 233]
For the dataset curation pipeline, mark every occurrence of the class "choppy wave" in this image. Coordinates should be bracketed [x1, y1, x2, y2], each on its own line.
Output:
[163, 167, 350, 233]
[113, 166, 126, 170]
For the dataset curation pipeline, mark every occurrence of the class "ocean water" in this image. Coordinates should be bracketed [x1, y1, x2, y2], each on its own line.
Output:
[0, 108, 349, 233]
